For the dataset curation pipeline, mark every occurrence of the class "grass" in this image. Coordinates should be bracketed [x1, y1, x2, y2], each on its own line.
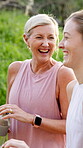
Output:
[0, 10, 32, 105]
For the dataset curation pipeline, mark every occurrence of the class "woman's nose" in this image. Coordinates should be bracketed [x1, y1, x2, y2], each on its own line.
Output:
[59, 41, 64, 49]
[42, 40, 49, 46]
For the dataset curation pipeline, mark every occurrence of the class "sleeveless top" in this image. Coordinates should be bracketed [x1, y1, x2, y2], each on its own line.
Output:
[66, 82, 83, 148]
[9, 59, 65, 148]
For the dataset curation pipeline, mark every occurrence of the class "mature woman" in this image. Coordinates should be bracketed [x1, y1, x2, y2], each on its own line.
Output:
[59, 10, 83, 148]
[0, 14, 75, 148]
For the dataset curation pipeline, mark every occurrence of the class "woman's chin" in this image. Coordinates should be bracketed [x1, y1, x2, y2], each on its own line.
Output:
[63, 60, 70, 68]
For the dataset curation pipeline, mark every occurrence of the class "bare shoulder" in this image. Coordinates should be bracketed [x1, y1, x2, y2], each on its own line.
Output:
[58, 65, 76, 84]
[7, 61, 23, 87]
[56, 65, 76, 100]
[66, 79, 77, 102]
[7, 61, 23, 103]
[8, 61, 23, 75]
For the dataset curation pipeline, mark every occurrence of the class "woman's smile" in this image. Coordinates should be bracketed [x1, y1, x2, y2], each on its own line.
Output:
[38, 49, 50, 53]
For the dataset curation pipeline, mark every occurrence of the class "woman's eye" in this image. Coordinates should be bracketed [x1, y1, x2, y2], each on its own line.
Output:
[49, 36, 54, 39]
[36, 36, 42, 39]
[64, 36, 69, 39]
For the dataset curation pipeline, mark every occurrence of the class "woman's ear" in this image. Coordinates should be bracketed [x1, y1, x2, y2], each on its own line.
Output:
[23, 33, 29, 46]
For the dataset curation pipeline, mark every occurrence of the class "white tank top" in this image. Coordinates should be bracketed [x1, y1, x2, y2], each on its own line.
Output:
[66, 82, 83, 148]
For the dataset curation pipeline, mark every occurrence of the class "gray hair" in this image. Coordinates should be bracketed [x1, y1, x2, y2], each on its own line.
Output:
[24, 14, 58, 37]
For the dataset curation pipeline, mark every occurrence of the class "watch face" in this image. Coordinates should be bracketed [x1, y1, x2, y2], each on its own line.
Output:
[35, 115, 42, 126]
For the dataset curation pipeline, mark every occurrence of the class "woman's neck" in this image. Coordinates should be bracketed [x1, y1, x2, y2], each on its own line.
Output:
[30, 58, 56, 74]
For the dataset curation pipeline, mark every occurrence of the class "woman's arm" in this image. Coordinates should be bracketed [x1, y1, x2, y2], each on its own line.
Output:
[56, 66, 76, 119]
[6, 61, 22, 103]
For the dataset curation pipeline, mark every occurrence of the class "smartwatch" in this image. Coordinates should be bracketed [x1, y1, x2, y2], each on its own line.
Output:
[33, 114, 42, 128]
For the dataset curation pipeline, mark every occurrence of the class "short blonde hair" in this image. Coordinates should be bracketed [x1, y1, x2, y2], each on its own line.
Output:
[24, 14, 58, 37]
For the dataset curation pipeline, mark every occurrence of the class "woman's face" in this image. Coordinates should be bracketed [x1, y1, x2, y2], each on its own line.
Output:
[59, 19, 83, 70]
[26, 24, 57, 63]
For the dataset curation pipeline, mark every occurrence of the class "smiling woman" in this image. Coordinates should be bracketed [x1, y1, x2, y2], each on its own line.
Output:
[24, 24, 57, 66]
[0, 14, 75, 148]
[59, 10, 83, 148]
[59, 18, 83, 69]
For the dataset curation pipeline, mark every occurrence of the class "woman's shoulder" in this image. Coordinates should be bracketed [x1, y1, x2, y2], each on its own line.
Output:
[7, 61, 24, 99]
[58, 65, 73, 74]
[58, 65, 76, 82]
[8, 61, 23, 75]
[8, 59, 31, 77]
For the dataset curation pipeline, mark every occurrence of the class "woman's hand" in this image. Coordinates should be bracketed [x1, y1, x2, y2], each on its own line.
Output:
[0, 104, 33, 124]
[1, 139, 29, 148]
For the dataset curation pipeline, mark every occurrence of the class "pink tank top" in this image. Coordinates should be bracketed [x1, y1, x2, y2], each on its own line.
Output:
[9, 59, 65, 148]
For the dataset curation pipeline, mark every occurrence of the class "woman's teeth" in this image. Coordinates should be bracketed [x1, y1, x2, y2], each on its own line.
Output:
[39, 49, 49, 53]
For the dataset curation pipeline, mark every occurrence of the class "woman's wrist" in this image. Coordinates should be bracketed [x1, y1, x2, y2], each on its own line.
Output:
[26, 113, 34, 125]
[32, 114, 42, 128]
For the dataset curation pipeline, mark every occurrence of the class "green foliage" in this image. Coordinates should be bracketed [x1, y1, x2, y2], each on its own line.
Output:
[52, 27, 63, 61]
[0, 10, 32, 105]
[0, 10, 63, 105]
[33, 0, 83, 26]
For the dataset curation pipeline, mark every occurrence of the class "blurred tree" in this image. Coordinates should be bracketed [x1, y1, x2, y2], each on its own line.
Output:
[0, 0, 34, 15]
[30, 0, 83, 26]
[0, 0, 83, 26]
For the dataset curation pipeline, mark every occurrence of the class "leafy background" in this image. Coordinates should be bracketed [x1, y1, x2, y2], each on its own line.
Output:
[0, 10, 31, 105]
